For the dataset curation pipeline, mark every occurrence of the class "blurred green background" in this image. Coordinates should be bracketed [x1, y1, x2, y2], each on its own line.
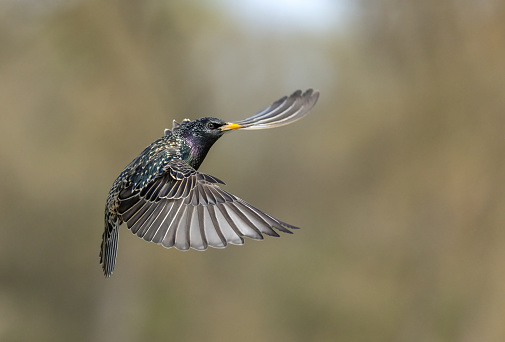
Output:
[1, 0, 505, 341]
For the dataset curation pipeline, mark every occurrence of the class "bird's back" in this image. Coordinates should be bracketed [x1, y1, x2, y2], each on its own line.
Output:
[106, 132, 186, 216]
[101, 132, 186, 274]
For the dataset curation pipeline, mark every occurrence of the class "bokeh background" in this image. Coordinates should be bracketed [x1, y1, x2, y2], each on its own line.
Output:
[1, 0, 505, 341]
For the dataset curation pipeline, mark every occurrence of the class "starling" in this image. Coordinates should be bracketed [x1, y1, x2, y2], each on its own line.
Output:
[100, 89, 319, 276]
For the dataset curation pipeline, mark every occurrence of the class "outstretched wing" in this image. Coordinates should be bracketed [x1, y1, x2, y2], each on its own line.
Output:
[231, 89, 319, 130]
[117, 159, 297, 251]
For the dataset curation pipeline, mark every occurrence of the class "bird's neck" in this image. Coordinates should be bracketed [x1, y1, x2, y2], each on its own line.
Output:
[179, 135, 216, 170]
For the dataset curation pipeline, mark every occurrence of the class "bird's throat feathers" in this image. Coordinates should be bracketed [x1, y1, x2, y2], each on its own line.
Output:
[181, 135, 216, 170]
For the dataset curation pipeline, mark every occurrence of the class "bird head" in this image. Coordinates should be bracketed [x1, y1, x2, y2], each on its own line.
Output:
[172, 89, 319, 169]
[174, 88, 319, 142]
[177, 117, 243, 141]
[173, 117, 243, 169]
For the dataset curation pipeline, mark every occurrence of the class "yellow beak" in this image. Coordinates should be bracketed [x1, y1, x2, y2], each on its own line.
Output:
[220, 123, 244, 131]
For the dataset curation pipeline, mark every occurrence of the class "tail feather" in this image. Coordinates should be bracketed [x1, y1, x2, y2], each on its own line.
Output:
[100, 221, 119, 277]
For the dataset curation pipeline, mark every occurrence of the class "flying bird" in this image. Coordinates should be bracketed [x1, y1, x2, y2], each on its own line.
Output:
[100, 89, 320, 276]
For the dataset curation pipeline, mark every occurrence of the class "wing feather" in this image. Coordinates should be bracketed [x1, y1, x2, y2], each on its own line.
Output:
[203, 206, 226, 248]
[120, 198, 144, 222]
[217, 202, 264, 240]
[118, 158, 297, 252]
[188, 205, 206, 250]
[212, 204, 244, 245]
[196, 206, 208, 250]
[141, 200, 169, 242]
[160, 200, 184, 248]
[232, 89, 319, 130]
[174, 206, 191, 250]
[149, 201, 176, 244]
[128, 202, 155, 233]
[131, 203, 158, 236]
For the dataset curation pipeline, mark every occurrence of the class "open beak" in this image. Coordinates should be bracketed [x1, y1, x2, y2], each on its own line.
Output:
[220, 123, 244, 131]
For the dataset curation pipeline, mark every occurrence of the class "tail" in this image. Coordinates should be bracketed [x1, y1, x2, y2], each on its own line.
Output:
[100, 215, 119, 277]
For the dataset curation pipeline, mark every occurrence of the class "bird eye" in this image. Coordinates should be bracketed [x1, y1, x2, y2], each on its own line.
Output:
[207, 122, 217, 130]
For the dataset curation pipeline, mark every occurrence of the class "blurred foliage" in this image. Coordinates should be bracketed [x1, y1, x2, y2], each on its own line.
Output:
[1, 0, 504, 341]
